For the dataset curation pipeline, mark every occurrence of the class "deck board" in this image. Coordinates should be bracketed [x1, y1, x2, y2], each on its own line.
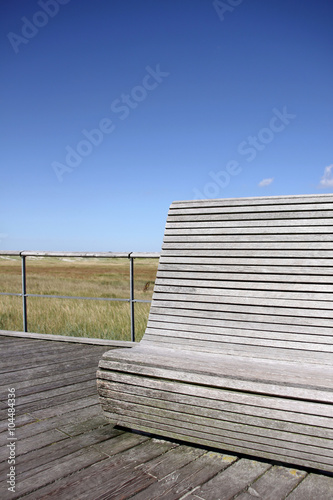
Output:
[1, 334, 332, 499]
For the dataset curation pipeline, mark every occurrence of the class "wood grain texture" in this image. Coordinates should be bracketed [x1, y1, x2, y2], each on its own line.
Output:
[97, 194, 333, 473]
[1, 335, 333, 499]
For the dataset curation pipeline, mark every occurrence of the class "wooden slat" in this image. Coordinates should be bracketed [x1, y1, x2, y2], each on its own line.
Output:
[103, 404, 332, 469]
[141, 339, 333, 365]
[162, 242, 333, 251]
[160, 249, 333, 258]
[99, 401, 333, 472]
[166, 218, 333, 226]
[165, 223, 333, 232]
[156, 268, 333, 283]
[159, 256, 333, 267]
[131, 447, 230, 500]
[154, 281, 333, 301]
[152, 293, 333, 314]
[148, 311, 333, 336]
[144, 323, 333, 349]
[155, 277, 333, 295]
[286, 474, 333, 500]
[163, 233, 333, 242]
[97, 370, 333, 428]
[143, 331, 333, 353]
[0, 329, 135, 346]
[99, 348, 333, 400]
[149, 305, 333, 330]
[110, 413, 333, 472]
[189, 461, 306, 500]
[100, 394, 333, 460]
[170, 193, 333, 208]
[168, 202, 333, 215]
[157, 263, 333, 277]
[167, 209, 333, 220]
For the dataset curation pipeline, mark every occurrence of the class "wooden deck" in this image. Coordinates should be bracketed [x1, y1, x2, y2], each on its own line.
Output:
[1, 333, 332, 499]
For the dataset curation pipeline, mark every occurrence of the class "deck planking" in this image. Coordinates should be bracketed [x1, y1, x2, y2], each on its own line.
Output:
[0, 333, 332, 499]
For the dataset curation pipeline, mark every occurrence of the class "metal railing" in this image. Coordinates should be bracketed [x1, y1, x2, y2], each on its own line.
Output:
[0, 251, 160, 342]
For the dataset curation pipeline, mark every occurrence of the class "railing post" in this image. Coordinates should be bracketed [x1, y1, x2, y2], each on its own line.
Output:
[129, 255, 135, 342]
[21, 255, 28, 332]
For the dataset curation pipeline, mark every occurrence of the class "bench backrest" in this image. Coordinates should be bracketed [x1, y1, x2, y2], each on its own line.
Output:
[142, 194, 333, 364]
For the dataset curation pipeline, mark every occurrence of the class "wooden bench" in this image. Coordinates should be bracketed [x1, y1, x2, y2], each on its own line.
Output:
[97, 193, 333, 473]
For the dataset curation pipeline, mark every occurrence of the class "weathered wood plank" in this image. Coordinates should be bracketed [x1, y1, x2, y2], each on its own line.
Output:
[148, 311, 333, 337]
[166, 215, 333, 227]
[157, 262, 333, 276]
[97, 371, 333, 430]
[99, 391, 333, 455]
[130, 451, 237, 500]
[163, 233, 333, 242]
[137, 444, 206, 480]
[169, 201, 333, 214]
[286, 473, 333, 500]
[148, 305, 333, 331]
[159, 255, 333, 266]
[144, 328, 333, 352]
[186, 458, 272, 500]
[233, 465, 307, 500]
[99, 372, 332, 430]
[100, 393, 333, 459]
[6, 447, 107, 499]
[161, 249, 333, 258]
[155, 275, 333, 292]
[0, 368, 99, 397]
[151, 297, 333, 318]
[103, 411, 333, 472]
[14, 380, 97, 408]
[99, 348, 333, 398]
[19, 439, 177, 500]
[0, 428, 67, 462]
[170, 193, 333, 207]
[0, 330, 135, 347]
[153, 282, 333, 302]
[28, 394, 100, 420]
[12, 425, 122, 478]
[1, 336, 333, 498]
[165, 221, 333, 231]
[162, 241, 333, 251]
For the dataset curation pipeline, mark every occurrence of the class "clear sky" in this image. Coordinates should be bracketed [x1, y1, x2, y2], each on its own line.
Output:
[1, 0, 332, 252]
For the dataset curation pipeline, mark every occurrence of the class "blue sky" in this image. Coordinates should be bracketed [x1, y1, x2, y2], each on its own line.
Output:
[1, 0, 332, 252]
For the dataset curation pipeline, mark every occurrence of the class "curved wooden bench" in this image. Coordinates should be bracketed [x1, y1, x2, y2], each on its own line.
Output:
[97, 193, 333, 473]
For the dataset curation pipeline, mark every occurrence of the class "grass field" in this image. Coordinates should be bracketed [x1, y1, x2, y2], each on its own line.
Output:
[0, 256, 159, 341]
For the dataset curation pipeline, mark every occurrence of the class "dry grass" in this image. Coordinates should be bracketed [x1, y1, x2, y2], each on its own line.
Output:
[0, 256, 158, 341]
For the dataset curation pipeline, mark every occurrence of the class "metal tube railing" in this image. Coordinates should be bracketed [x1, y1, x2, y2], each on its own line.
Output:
[0, 251, 160, 341]
[21, 255, 28, 332]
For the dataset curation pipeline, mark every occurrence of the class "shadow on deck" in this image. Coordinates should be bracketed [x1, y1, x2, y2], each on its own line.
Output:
[0, 333, 332, 499]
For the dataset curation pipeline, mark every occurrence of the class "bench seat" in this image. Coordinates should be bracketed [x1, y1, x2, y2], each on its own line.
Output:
[97, 193, 333, 472]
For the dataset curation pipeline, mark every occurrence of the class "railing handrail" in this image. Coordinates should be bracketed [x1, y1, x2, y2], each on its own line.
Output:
[0, 250, 160, 258]
[0, 250, 161, 341]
